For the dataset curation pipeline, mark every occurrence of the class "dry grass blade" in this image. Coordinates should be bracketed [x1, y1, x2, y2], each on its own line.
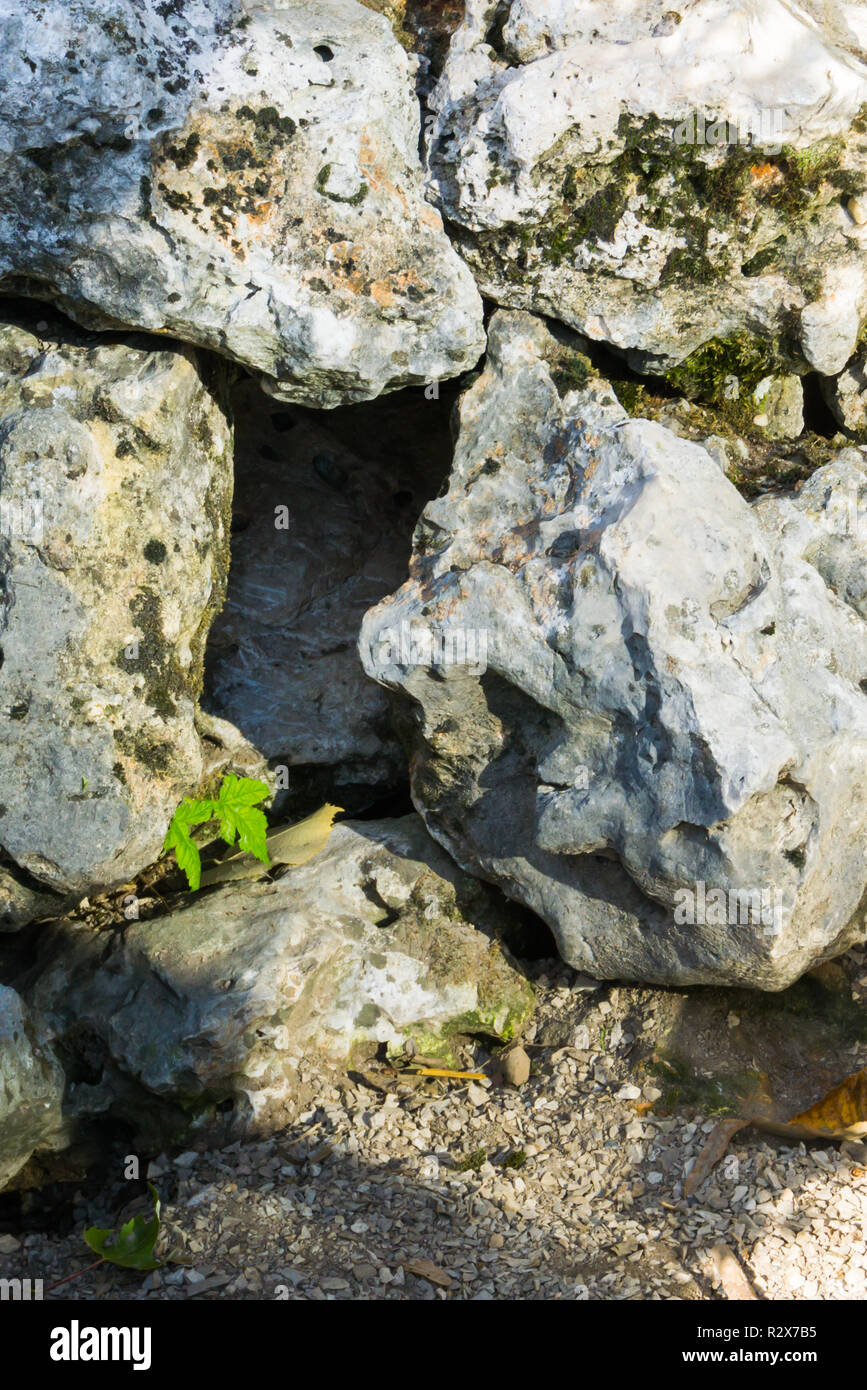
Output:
[404, 1066, 487, 1080]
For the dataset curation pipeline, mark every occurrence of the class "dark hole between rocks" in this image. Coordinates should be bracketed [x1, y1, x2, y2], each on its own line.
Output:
[201, 376, 461, 824]
[801, 372, 840, 439]
[313, 44, 335, 61]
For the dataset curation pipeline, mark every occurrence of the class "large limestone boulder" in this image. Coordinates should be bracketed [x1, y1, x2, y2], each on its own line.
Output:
[0, 984, 68, 1191]
[425, 0, 867, 374]
[0, 0, 485, 406]
[0, 306, 233, 893]
[23, 817, 534, 1146]
[360, 311, 867, 989]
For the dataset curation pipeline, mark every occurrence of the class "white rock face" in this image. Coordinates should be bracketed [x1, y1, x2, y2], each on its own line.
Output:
[0, 306, 233, 893]
[426, 0, 867, 371]
[360, 311, 867, 988]
[0, 0, 485, 406]
[25, 818, 533, 1146]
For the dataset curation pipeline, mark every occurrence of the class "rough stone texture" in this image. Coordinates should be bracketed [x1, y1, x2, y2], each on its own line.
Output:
[0, 0, 485, 407]
[203, 378, 452, 798]
[360, 0, 467, 86]
[360, 310, 867, 989]
[425, 0, 867, 373]
[0, 306, 233, 894]
[23, 817, 534, 1146]
[751, 374, 804, 439]
[0, 867, 60, 933]
[823, 352, 867, 432]
[0, 983, 68, 1190]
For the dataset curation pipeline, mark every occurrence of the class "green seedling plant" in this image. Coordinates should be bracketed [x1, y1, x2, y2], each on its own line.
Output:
[84, 1182, 163, 1271]
[163, 774, 271, 890]
[46, 1184, 164, 1293]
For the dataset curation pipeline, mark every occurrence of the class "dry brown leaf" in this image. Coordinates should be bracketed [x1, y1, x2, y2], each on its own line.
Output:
[685, 1067, 867, 1194]
[201, 803, 342, 886]
[684, 1117, 750, 1199]
[403, 1258, 456, 1289]
[785, 1066, 867, 1139]
[706, 1243, 758, 1301]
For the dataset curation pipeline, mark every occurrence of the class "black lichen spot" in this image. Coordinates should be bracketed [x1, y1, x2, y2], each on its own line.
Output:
[120, 589, 185, 719]
[784, 847, 807, 870]
[164, 131, 200, 170]
[144, 539, 168, 565]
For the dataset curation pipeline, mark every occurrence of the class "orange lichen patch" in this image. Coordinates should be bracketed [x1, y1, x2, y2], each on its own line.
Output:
[242, 199, 274, 229]
[324, 240, 366, 295]
[369, 267, 427, 308]
[370, 280, 397, 308]
[419, 204, 444, 231]
[360, 130, 410, 217]
[582, 455, 600, 484]
[326, 240, 358, 264]
[153, 111, 285, 250]
[749, 162, 784, 191]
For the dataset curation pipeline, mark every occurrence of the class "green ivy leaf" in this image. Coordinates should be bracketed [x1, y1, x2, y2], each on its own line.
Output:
[84, 1183, 162, 1271]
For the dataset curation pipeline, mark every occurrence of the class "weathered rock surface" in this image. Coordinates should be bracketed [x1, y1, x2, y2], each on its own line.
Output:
[360, 311, 867, 989]
[0, 984, 68, 1190]
[360, 0, 467, 88]
[0, 306, 233, 893]
[204, 379, 452, 797]
[425, 0, 867, 373]
[21, 817, 533, 1146]
[0, 866, 60, 933]
[823, 352, 867, 433]
[0, 0, 485, 406]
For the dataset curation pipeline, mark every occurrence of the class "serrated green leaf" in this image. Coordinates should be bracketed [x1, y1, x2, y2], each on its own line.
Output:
[212, 776, 270, 867]
[216, 774, 270, 809]
[235, 806, 269, 862]
[163, 817, 202, 891]
[171, 797, 218, 829]
[84, 1183, 162, 1271]
[164, 777, 271, 890]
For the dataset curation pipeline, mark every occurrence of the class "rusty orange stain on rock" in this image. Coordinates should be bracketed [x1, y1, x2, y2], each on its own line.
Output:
[370, 280, 396, 308]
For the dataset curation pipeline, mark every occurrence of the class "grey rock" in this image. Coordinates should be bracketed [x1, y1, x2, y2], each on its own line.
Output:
[0, 984, 68, 1190]
[0, 866, 61, 933]
[425, 0, 867, 372]
[204, 378, 452, 796]
[822, 354, 867, 434]
[0, 0, 484, 406]
[751, 375, 804, 440]
[360, 310, 867, 989]
[25, 817, 534, 1144]
[0, 306, 233, 893]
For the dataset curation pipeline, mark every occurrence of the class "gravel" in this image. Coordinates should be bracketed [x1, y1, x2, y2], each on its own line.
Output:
[5, 952, 867, 1302]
